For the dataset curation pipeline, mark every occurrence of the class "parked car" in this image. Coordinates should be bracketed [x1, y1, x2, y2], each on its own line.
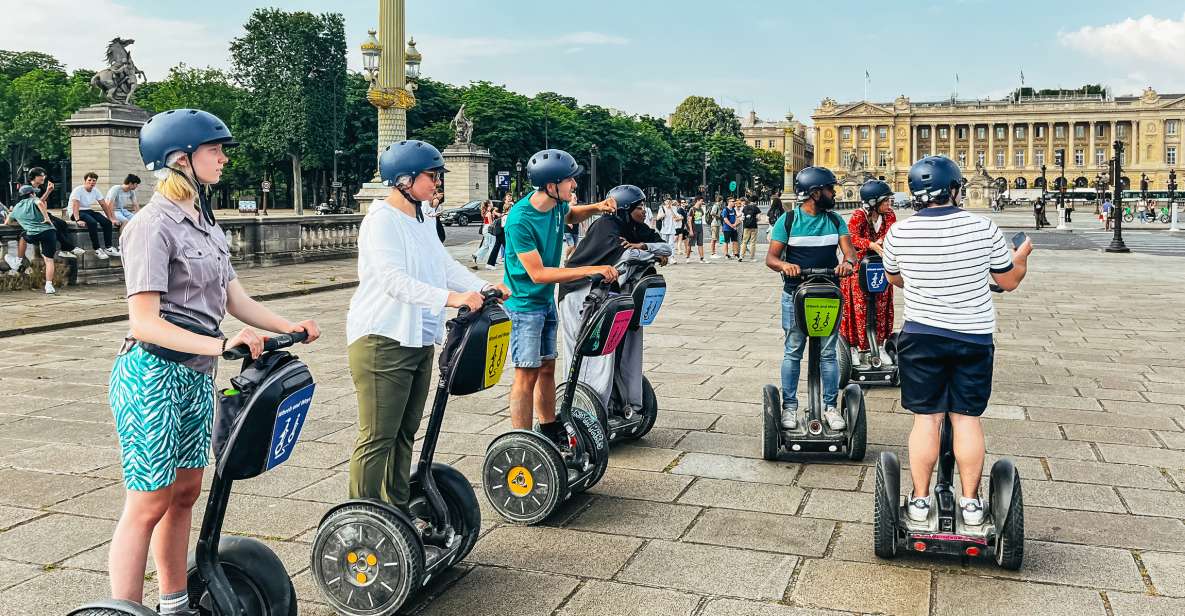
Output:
[440, 200, 483, 226]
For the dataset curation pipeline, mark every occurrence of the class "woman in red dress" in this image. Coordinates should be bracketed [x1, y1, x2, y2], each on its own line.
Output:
[840, 180, 896, 358]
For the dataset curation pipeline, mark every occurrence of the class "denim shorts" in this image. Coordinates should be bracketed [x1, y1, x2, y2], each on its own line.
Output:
[563, 233, 578, 246]
[507, 303, 558, 368]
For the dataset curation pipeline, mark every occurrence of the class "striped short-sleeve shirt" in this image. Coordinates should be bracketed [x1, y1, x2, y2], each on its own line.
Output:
[881, 206, 1012, 344]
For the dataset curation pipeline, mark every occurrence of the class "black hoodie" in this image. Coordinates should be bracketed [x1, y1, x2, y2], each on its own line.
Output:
[558, 208, 664, 299]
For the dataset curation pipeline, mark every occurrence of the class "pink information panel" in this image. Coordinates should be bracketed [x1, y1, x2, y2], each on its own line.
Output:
[602, 309, 635, 355]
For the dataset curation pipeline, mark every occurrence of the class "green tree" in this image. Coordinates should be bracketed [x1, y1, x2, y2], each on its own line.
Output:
[406, 76, 462, 139]
[0, 50, 64, 79]
[670, 96, 742, 138]
[0, 68, 99, 175]
[751, 148, 785, 197]
[230, 8, 347, 213]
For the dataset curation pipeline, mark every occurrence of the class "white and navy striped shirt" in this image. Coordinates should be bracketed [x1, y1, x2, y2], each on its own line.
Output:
[881, 206, 1012, 343]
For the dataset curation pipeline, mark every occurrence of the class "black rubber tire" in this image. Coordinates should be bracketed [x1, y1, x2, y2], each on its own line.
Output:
[1123, 213, 1134, 223]
[837, 336, 852, 390]
[187, 536, 297, 616]
[1160, 214, 1171, 224]
[569, 405, 609, 493]
[556, 381, 609, 442]
[873, 453, 900, 559]
[845, 385, 867, 461]
[483, 431, 568, 525]
[761, 384, 781, 461]
[310, 503, 422, 616]
[633, 377, 659, 440]
[68, 605, 158, 616]
[456, 214, 469, 226]
[994, 469, 1025, 570]
[409, 463, 482, 565]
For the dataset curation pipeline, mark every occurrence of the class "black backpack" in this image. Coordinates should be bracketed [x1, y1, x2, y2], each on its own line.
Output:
[778, 207, 844, 283]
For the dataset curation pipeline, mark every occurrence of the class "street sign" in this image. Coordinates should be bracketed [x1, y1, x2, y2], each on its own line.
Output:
[729, 180, 738, 193]
[496, 172, 511, 189]
[261, 180, 272, 193]
[331, 181, 343, 188]
[238, 200, 257, 213]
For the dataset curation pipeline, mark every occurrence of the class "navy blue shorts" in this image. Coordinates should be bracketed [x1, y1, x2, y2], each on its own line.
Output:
[897, 332, 994, 416]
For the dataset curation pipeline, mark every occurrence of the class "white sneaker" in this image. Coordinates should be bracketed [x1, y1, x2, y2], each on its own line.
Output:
[710, 254, 720, 259]
[61, 250, 77, 259]
[71, 247, 86, 256]
[823, 406, 846, 430]
[907, 492, 933, 522]
[780, 405, 799, 430]
[960, 497, 985, 526]
[105, 247, 121, 257]
[484, 264, 496, 270]
[44, 282, 56, 295]
[3, 254, 19, 271]
[95, 248, 109, 260]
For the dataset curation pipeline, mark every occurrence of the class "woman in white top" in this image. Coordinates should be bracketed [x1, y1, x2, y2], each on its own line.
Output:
[345, 140, 508, 508]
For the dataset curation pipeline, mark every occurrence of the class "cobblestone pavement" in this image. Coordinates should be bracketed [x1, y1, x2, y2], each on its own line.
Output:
[0, 239, 1184, 616]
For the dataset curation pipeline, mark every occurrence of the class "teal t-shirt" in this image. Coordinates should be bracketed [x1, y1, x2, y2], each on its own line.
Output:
[770, 207, 849, 275]
[10, 198, 51, 235]
[502, 191, 570, 311]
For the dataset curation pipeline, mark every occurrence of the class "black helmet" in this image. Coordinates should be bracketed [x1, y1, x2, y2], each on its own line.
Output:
[139, 109, 237, 171]
[859, 179, 893, 208]
[608, 184, 646, 214]
[380, 140, 448, 187]
[908, 156, 963, 204]
[527, 149, 583, 187]
[794, 166, 837, 197]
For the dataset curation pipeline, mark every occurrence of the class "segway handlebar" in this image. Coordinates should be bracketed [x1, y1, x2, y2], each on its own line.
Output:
[784, 267, 844, 279]
[456, 288, 506, 320]
[587, 261, 632, 288]
[989, 283, 1005, 293]
[222, 330, 309, 360]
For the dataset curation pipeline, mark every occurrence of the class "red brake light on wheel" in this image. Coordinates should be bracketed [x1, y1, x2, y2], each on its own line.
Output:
[965, 546, 980, 557]
[913, 541, 927, 552]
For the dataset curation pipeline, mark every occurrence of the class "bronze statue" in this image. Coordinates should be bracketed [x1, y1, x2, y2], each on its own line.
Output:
[450, 104, 474, 145]
[90, 37, 145, 105]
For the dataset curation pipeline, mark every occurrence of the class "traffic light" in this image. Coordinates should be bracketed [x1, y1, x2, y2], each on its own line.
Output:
[1054, 149, 1065, 167]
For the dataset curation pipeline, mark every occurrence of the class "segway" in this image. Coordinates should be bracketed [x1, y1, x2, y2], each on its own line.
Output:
[482, 274, 631, 525]
[311, 290, 507, 615]
[70, 332, 315, 616]
[837, 255, 899, 388]
[761, 269, 867, 460]
[560, 255, 666, 445]
[873, 414, 1024, 569]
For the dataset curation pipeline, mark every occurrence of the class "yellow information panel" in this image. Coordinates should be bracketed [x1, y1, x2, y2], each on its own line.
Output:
[803, 298, 840, 337]
[484, 320, 511, 389]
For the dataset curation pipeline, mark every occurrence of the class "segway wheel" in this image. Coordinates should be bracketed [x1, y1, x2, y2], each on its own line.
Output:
[483, 432, 568, 525]
[68, 600, 160, 616]
[556, 381, 609, 439]
[187, 536, 297, 616]
[843, 384, 867, 461]
[409, 463, 482, 564]
[761, 384, 781, 461]
[569, 405, 610, 493]
[990, 461, 1025, 570]
[837, 337, 852, 390]
[873, 452, 900, 559]
[633, 376, 659, 440]
[311, 504, 422, 616]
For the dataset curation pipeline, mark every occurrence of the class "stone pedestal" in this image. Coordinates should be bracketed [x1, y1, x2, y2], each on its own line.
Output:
[62, 103, 155, 196]
[354, 180, 389, 213]
[442, 143, 491, 208]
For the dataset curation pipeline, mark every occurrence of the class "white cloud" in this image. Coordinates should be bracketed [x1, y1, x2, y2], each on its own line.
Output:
[1, 0, 231, 79]
[412, 31, 627, 67]
[1058, 13, 1185, 93]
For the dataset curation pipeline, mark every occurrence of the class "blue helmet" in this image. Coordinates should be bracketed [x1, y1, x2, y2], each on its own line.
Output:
[908, 156, 963, 204]
[859, 179, 893, 207]
[379, 140, 447, 187]
[139, 109, 236, 171]
[527, 149, 583, 187]
[794, 166, 837, 197]
[608, 184, 646, 214]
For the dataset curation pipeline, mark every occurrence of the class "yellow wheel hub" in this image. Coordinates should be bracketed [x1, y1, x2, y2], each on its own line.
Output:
[506, 466, 534, 497]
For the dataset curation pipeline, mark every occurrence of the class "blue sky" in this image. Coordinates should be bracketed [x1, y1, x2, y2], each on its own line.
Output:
[9, 0, 1185, 122]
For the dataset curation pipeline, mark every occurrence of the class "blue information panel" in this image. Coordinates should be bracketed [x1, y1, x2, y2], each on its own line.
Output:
[865, 262, 888, 294]
[640, 286, 666, 326]
[265, 383, 315, 471]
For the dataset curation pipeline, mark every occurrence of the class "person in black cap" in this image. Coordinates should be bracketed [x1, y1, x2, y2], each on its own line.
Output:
[4, 185, 59, 293]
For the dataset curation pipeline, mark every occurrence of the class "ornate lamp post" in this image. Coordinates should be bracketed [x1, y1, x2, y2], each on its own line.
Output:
[702, 151, 710, 195]
[515, 160, 524, 201]
[589, 145, 598, 202]
[1106, 140, 1130, 253]
[1169, 169, 1180, 232]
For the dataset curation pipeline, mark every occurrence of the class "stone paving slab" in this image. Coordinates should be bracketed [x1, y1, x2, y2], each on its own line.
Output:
[790, 559, 930, 616]
[617, 540, 796, 600]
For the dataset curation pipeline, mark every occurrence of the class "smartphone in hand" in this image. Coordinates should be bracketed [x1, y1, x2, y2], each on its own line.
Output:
[1010, 232, 1027, 249]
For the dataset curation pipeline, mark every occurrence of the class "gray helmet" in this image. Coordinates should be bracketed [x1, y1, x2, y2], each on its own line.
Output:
[859, 179, 893, 208]
[379, 140, 448, 187]
[18, 185, 36, 197]
[908, 156, 963, 204]
[527, 149, 583, 187]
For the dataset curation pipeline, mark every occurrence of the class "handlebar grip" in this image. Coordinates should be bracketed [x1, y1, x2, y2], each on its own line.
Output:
[222, 330, 309, 360]
[588, 274, 605, 287]
[989, 284, 1005, 293]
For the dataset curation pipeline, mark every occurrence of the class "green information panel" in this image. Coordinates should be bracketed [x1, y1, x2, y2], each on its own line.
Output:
[802, 297, 840, 337]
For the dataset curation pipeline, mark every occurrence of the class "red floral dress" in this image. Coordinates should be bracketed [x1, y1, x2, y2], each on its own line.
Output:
[839, 208, 896, 350]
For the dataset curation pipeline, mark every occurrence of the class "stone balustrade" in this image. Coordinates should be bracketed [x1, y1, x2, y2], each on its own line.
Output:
[0, 213, 365, 290]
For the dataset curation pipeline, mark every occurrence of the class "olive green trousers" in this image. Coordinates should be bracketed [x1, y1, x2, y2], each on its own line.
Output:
[347, 335, 434, 508]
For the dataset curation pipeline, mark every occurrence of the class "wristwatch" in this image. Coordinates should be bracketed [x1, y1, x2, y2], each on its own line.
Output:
[845, 257, 858, 266]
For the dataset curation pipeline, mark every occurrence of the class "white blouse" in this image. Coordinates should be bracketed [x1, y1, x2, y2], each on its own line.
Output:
[346, 200, 487, 347]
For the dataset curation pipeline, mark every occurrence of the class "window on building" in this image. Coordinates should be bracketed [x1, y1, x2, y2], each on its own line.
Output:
[1055, 125, 1065, 138]
[957, 127, 966, 139]
[1096, 148, 1105, 166]
[996, 126, 1005, 139]
[977, 126, 986, 139]
[1118, 124, 1126, 137]
[841, 127, 852, 140]
[958, 151, 966, 166]
[879, 150, 889, 167]
[1035, 151, 1045, 167]
[1075, 124, 1085, 138]
[1015, 126, 1025, 139]
[1096, 123, 1105, 138]
[754, 140, 761, 147]
[878, 127, 888, 140]
[1074, 149, 1084, 166]
[939, 127, 948, 139]
[1120, 151, 1126, 165]
[977, 151, 986, 166]
[1168, 120, 1179, 136]
[1168, 146, 1178, 166]
[1036, 125, 1045, 139]
[859, 151, 868, 166]
[996, 151, 1005, 167]
[920, 127, 930, 138]
[1014, 150, 1025, 167]
[860, 126, 869, 140]
[768, 139, 776, 149]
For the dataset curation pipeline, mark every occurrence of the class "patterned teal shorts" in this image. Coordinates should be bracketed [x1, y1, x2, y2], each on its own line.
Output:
[109, 344, 215, 492]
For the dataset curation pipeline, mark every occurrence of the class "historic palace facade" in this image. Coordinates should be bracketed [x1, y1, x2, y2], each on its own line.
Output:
[739, 111, 815, 185]
[811, 87, 1185, 195]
